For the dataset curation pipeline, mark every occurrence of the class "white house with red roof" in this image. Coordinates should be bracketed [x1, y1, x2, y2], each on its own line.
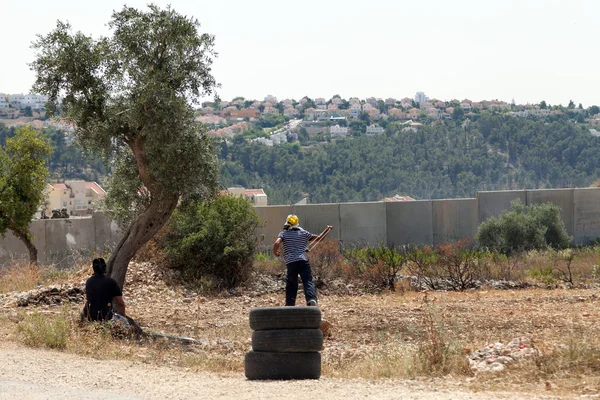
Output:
[225, 187, 268, 206]
[45, 180, 106, 217]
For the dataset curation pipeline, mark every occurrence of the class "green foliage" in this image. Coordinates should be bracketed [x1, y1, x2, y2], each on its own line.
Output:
[219, 115, 600, 204]
[30, 4, 219, 228]
[477, 200, 571, 254]
[163, 195, 261, 288]
[18, 305, 71, 349]
[0, 126, 52, 256]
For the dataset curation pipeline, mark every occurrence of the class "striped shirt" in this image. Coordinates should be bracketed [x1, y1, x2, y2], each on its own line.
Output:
[278, 227, 317, 264]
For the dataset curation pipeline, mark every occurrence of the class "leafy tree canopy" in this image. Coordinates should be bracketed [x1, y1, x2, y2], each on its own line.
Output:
[30, 5, 220, 286]
[0, 126, 52, 263]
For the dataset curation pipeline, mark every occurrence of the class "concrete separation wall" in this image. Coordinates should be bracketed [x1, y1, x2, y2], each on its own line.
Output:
[340, 202, 386, 245]
[477, 190, 527, 222]
[254, 205, 292, 246]
[573, 188, 600, 245]
[432, 198, 478, 245]
[386, 201, 432, 246]
[4, 188, 600, 265]
[292, 203, 340, 239]
[527, 189, 575, 237]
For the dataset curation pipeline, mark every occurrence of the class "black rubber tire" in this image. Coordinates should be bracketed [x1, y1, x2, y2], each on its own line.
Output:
[244, 351, 321, 380]
[252, 329, 323, 353]
[249, 307, 321, 331]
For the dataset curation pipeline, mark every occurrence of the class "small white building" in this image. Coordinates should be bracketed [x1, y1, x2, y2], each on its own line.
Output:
[329, 125, 349, 138]
[366, 124, 385, 135]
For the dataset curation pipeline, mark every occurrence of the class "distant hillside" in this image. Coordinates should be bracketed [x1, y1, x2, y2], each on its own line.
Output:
[219, 114, 600, 204]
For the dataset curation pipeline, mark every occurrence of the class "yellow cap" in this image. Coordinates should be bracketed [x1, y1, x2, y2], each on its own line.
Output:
[286, 214, 299, 226]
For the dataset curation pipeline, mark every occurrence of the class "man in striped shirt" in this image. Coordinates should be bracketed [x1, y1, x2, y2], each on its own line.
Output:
[273, 214, 332, 307]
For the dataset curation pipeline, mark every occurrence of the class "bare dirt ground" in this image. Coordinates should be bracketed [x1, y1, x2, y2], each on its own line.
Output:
[1, 262, 599, 399]
[0, 343, 560, 400]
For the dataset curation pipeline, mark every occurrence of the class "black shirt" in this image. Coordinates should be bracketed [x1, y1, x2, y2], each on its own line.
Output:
[83, 274, 122, 321]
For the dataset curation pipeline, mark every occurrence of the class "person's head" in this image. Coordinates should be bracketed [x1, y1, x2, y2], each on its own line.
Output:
[92, 258, 107, 275]
[285, 214, 299, 229]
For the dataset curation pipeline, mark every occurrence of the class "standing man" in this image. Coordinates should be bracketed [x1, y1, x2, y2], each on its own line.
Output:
[273, 214, 332, 307]
[82, 258, 126, 322]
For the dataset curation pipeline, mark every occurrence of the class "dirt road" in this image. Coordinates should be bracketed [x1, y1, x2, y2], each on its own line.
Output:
[0, 345, 563, 400]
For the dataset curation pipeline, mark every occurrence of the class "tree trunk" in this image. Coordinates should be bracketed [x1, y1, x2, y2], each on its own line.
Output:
[106, 194, 178, 289]
[11, 227, 38, 264]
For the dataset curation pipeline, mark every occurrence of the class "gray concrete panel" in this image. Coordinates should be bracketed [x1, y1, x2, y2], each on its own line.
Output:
[292, 203, 340, 239]
[527, 189, 574, 237]
[432, 198, 478, 245]
[45, 217, 95, 265]
[93, 212, 122, 253]
[0, 221, 46, 266]
[340, 202, 386, 246]
[477, 190, 526, 222]
[254, 205, 292, 247]
[573, 188, 600, 245]
[386, 201, 433, 246]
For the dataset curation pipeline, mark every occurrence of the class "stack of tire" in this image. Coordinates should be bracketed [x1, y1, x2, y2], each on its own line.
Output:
[245, 306, 323, 380]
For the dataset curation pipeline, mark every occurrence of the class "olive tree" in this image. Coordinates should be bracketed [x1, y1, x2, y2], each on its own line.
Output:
[31, 5, 219, 287]
[0, 126, 52, 263]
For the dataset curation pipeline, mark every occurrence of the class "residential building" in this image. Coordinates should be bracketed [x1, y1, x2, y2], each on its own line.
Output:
[314, 98, 326, 106]
[382, 194, 415, 202]
[316, 103, 327, 110]
[263, 106, 279, 115]
[365, 108, 381, 119]
[271, 132, 288, 145]
[362, 102, 374, 111]
[327, 103, 338, 111]
[415, 92, 428, 104]
[251, 137, 274, 146]
[331, 96, 342, 105]
[0, 96, 8, 109]
[460, 99, 472, 111]
[388, 108, 406, 119]
[350, 103, 362, 118]
[349, 97, 361, 105]
[283, 108, 298, 118]
[229, 108, 260, 119]
[366, 97, 378, 106]
[400, 98, 413, 109]
[366, 124, 385, 135]
[385, 98, 396, 105]
[329, 125, 349, 138]
[264, 95, 277, 103]
[45, 180, 106, 217]
[426, 108, 441, 119]
[407, 108, 421, 120]
[226, 187, 268, 206]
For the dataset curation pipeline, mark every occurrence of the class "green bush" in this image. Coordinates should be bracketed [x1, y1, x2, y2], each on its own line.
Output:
[162, 195, 261, 288]
[476, 200, 571, 254]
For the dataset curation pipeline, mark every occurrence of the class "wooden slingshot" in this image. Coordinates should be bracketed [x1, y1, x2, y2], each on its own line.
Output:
[307, 226, 333, 252]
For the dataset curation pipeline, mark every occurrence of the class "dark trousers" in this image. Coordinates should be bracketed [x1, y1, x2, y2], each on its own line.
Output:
[285, 259, 317, 306]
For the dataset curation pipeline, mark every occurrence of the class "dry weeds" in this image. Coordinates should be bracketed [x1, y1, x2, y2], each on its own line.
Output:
[1, 259, 599, 397]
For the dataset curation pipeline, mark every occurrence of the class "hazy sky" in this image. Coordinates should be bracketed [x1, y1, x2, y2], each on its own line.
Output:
[1, 0, 599, 106]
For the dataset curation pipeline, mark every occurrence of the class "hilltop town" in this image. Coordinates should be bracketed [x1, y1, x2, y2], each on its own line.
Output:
[3, 92, 600, 148]
[195, 93, 600, 145]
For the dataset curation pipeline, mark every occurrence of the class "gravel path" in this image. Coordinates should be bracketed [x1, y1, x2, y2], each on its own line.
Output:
[0, 346, 564, 400]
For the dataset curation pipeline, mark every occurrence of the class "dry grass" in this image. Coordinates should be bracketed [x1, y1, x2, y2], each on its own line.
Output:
[2, 255, 600, 396]
[0, 260, 91, 294]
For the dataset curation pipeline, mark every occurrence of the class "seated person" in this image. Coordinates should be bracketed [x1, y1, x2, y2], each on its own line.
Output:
[82, 258, 126, 322]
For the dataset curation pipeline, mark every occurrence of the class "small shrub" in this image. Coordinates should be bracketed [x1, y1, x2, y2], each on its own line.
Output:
[307, 239, 346, 283]
[162, 195, 261, 289]
[406, 246, 442, 290]
[435, 239, 487, 291]
[477, 200, 571, 254]
[412, 305, 471, 376]
[17, 305, 71, 349]
[361, 243, 407, 291]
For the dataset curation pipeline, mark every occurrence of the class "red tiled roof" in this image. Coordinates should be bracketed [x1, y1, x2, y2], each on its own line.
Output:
[244, 189, 265, 196]
[85, 182, 106, 195]
[53, 183, 68, 190]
